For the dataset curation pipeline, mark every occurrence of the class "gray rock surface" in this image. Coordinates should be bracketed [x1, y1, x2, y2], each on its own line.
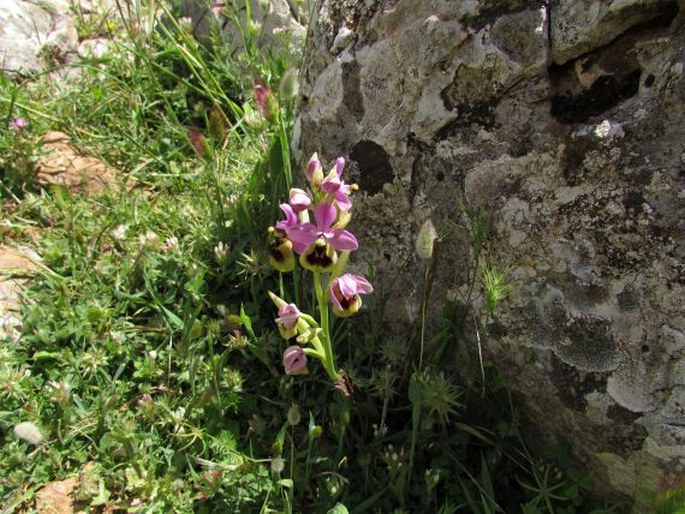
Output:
[295, 0, 685, 507]
[0, 0, 78, 74]
[180, 0, 307, 60]
[0, 0, 117, 76]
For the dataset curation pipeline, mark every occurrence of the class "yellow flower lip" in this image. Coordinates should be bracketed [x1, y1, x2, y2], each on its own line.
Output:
[300, 238, 337, 272]
[268, 235, 294, 272]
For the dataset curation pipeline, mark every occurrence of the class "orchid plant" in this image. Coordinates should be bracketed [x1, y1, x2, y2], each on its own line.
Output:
[267, 153, 373, 394]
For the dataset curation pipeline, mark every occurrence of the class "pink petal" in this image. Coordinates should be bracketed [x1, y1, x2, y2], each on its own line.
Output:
[279, 203, 297, 225]
[307, 153, 321, 179]
[289, 188, 311, 212]
[314, 202, 337, 231]
[351, 275, 373, 294]
[334, 190, 352, 211]
[329, 280, 344, 311]
[337, 275, 358, 298]
[286, 225, 317, 254]
[321, 171, 341, 194]
[330, 229, 358, 251]
[335, 157, 345, 177]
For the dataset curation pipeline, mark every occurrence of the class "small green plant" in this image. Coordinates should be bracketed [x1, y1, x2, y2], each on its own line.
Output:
[654, 472, 685, 514]
[1, 107, 36, 196]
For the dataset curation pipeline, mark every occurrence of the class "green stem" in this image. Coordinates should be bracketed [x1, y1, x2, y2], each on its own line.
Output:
[302, 347, 324, 361]
[419, 264, 429, 371]
[313, 272, 339, 381]
[278, 272, 285, 301]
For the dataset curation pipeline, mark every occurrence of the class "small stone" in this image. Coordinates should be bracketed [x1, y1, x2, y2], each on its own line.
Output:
[35, 132, 118, 195]
[35, 476, 78, 514]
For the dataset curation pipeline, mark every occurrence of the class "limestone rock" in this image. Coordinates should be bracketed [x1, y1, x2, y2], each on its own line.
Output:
[0, 0, 78, 75]
[35, 476, 78, 514]
[550, 0, 681, 64]
[0, 245, 39, 342]
[296, 0, 685, 507]
[180, 0, 306, 61]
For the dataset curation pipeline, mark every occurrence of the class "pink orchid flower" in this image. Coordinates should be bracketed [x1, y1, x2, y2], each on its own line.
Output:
[274, 203, 310, 255]
[287, 201, 357, 251]
[321, 157, 354, 212]
[306, 153, 324, 188]
[283, 345, 308, 375]
[9, 118, 28, 129]
[276, 303, 300, 339]
[329, 274, 374, 317]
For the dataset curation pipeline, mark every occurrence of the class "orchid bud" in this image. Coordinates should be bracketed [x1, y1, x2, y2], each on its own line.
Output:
[283, 346, 308, 375]
[289, 188, 311, 212]
[306, 153, 324, 188]
[334, 157, 345, 176]
[296, 326, 323, 344]
[276, 303, 301, 339]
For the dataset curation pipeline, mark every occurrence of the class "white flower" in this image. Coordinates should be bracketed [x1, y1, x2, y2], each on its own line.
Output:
[161, 236, 178, 252]
[111, 224, 128, 240]
[214, 241, 230, 263]
[178, 17, 193, 31]
[173, 406, 186, 422]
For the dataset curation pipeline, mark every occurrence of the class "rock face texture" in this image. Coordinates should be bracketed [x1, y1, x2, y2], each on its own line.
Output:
[0, 246, 39, 343]
[181, 0, 307, 60]
[0, 0, 78, 74]
[295, 0, 685, 507]
[0, 0, 116, 75]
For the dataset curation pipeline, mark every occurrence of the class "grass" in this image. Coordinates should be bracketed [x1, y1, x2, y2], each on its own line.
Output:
[0, 1, 644, 513]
